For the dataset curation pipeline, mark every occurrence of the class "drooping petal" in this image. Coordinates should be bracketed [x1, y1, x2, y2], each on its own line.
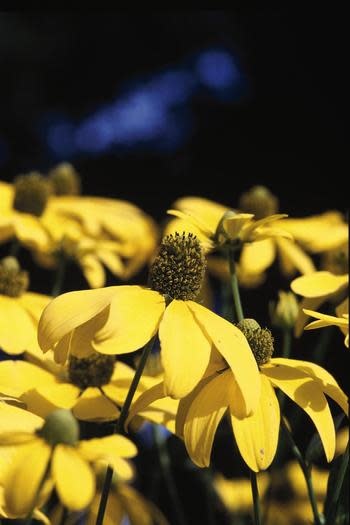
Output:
[262, 363, 335, 461]
[271, 358, 348, 414]
[230, 374, 280, 472]
[52, 445, 95, 511]
[125, 382, 166, 429]
[0, 296, 37, 354]
[38, 286, 120, 351]
[4, 439, 51, 516]
[239, 239, 276, 275]
[34, 382, 80, 409]
[187, 301, 260, 415]
[291, 272, 348, 298]
[93, 288, 165, 355]
[78, 434, 137, 462]
[159, 300, 211, 398]
[0, 360, 55, 398]
[73, 388, 119, 422]
[79, 254, 106, 289]
[0, 403, 43, 433]
[183, 371, 233, 467]
[276, 237, 315, 276]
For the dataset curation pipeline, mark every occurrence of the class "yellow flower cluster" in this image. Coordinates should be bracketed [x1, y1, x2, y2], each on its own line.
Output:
[0, 174, 348, 524]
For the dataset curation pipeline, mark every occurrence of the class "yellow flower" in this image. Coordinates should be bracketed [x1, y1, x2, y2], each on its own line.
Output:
[216, 461, 329, 525]
[39, 286, 260, 413]
[49, 194, 158, 280]
[0, 405, 137, 514]
[304, 308, 349, 348]
[0, 257, 51, 355]
[38, 232, 260, 408]
[127, 330, 347, 470]
[0, 179, 51, 252]
[291, 271, 348, 336]
[166, 195, 314, 287]
[0, 356, 178, 431]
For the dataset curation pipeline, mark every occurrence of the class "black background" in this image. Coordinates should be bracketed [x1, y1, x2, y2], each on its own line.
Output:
[0, 10, 347, 218]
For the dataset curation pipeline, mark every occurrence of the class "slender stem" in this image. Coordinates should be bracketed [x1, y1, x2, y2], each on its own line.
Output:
[51, 255, 67, 297]
[227, 248, 243, 322]
[250, 471, 262, 525]
[153, 425, 187, 525]
[325, 442, 349, 525]
[95, 335, 156, 525]
[281, 419, 323, 525]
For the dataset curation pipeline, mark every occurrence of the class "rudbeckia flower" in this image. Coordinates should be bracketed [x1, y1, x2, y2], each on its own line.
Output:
[127, 319, 348, 471]
[0, 405, 137, 515]
[291, 271, 348, 336]
[0, 355, 178, 430]
[0, 256, 51, 355]
[38, 232, 260, 410]
[165, 192, 314, 288]
[304, 308, 349, 348]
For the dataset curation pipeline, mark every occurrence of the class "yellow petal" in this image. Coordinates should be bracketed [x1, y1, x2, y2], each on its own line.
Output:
[0, 431, 36, 446]
[223, 213, 254, 239]
[164, 216, 213, 252]
[262, 363, 335, 461]
[271, 358, 348, 415]
[303, 309, 349, 329]
[230, 374, 280, 472]
[159, 300, 211, 398]
[18, 292, 51, 323]
[0, 402, 43, 433]
[291, 272, 348, 298]
[276, 237, 315, 276]
[52, 445, 95, 510]
[167, 209, 215, 239]
[78, 434, 137, 463]
[241, 214, 288, 241]
[183, 370, 232, 467]
[79, 254, 106, 289]
[187, 301, 260, 415]
[34, 382, 79, 409]
[0, 360, 55, 398]
[4, 439, 51, 516]
[239, 239, 276, 275]
[93, 287, 165, 355]
[38, 286, 120, 352]
[294, 297, 325, 338]
[73, 388, 119, 422]
[69, 308, 110, 358]
[125, 382, 166, 429]
[0, 295, 37, 354]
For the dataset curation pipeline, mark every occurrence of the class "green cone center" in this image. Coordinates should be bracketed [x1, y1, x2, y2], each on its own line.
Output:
[0, 257, 29, 297]
[13, 172, 51, 216]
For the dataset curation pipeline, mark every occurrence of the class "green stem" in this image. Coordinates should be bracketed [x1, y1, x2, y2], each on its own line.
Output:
[153, 425, 188, 525]
[281, 419, 323, 525]
[51, 255, 67, 297]
[227, 249, 243, 322]
[250, 470, 262, 525]
[95, 335, 156, 525]
[325, 442, 349, 525]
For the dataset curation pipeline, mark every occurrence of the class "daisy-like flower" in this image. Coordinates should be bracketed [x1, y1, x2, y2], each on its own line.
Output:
[167, 190, 347, 287]
[38, 232, 260, 412]
[0, 405, 137, 515]
[291, 271, 348, 336]
[304, 308, 349, 348]
[127, 318, 348, 471]
[0, 175, 52, 251]
[0, 256, 51, 355]
[0, 354, 178, 431]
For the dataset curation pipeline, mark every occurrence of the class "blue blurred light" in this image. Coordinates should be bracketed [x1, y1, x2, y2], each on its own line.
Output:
[196, 49, 240, 90]
[47, 122, 76, 158]
[42, 46, 246, 159]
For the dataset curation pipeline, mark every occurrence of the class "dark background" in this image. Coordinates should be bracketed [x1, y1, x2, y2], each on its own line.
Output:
[0, 10, 347, 219]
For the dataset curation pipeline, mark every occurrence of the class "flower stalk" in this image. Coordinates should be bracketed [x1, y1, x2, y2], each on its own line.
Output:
[95, 335, 157, 525]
